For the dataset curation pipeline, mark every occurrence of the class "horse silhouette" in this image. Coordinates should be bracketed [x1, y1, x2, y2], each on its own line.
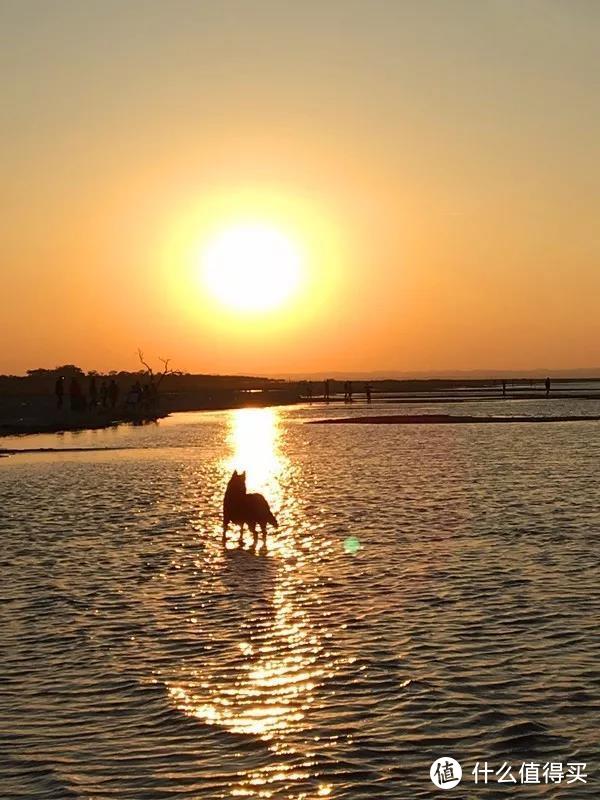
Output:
[223, 470, 278, 547]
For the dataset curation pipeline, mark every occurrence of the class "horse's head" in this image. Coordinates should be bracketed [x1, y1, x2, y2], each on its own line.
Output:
[226, 469, 247, 495]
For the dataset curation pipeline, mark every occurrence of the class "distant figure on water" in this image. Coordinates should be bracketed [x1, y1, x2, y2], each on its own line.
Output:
[502, 379, 506, 397]
[545, 376, 551, 396]
[324, 379, 330, 402]
[55, 375, 65, 409]
[223, 470, 278, 548]
[365, 382, 372, 403]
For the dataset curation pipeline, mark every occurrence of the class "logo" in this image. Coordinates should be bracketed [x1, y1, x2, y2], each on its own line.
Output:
[430, 757, 462, 789]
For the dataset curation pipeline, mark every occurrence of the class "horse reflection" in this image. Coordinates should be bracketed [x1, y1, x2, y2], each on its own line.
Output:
[220, 545, 277, 623]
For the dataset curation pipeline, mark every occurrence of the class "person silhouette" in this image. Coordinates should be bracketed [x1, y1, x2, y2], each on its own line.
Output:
[100, 379, 109, 408]
[69, 376, 84, 412]
[55, 375, 65, 409]
[141, 383, 151, 411]
[108, 378, 119, 410]
[502, 379, 506, 397]
[365, 382, 372, 403]
[89, 375, 98, 409]
[127, 381, 143, 410]
[545, 376, 551, 397]
[324, 379, 330, 402]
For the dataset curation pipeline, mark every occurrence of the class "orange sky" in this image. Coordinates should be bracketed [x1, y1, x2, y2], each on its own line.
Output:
[2, 1, 599, 376]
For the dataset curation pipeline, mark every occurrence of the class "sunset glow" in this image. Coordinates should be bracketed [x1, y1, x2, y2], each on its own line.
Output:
[2, 1, 599, 376]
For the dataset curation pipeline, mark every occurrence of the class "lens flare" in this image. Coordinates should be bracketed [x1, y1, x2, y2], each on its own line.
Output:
[344, 536, 361, 555]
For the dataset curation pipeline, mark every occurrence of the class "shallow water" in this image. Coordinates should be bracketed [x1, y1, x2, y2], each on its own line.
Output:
[1, 402, 599, 798]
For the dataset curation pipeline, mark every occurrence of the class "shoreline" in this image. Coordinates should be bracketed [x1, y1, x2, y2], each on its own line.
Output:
[3, 391, 600, 439]
[0, 397, 299, 438]
[0, 446, 130, 456]
[309, 413, 600, 425]
[0, 411, 167, 438]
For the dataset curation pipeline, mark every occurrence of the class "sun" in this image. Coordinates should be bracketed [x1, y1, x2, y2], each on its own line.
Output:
[201, 222, 302, 312]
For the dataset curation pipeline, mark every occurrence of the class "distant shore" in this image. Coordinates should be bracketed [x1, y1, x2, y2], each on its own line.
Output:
[5, 399, 600, 437]
[0, 369, 302, 438]
[309, 413, 600, 425]
[3, 370, 600, 438]
[0, 391, 311, 437]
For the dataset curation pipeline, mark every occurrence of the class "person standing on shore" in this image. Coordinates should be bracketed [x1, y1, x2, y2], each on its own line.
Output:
[69, 376, 84, 412]
[365, 382, 372, 403]
[545, 376, 551, 397]
[100, 379, 109, 409]
[55, 375, 65, 409]
[89, 375, 98, 409]
[502, 379, 507, 397]
[108, 378, 119, 410]
[324, 379, 330, 402]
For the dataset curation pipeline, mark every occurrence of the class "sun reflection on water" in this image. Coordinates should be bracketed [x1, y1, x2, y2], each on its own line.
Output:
[168, 407, 337, 797]
[226, 407, 284, 492]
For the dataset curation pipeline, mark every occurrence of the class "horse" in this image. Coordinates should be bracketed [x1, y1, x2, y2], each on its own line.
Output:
[223, 470, 278, 547]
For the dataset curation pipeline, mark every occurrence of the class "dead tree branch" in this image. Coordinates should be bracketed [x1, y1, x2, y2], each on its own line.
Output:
[137, 349, 154, 378]
[137, 349, 175, 387]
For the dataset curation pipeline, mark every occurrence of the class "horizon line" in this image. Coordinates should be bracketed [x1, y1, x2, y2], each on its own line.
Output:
[5, 365, 600, 381]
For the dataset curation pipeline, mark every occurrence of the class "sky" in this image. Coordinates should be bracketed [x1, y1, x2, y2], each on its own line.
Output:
[1, 0, 599, 376]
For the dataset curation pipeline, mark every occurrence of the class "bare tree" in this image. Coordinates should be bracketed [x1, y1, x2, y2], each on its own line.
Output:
[137, 349, 176, 388]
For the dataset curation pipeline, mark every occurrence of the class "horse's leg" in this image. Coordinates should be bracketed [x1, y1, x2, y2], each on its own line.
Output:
[222, 516, 230, 541]
[239, 522, 245, 546]
[249, 523, 258, 550]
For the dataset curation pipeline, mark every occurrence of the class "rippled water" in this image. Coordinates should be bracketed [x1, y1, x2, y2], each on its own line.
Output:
[1, 402, 599, 798]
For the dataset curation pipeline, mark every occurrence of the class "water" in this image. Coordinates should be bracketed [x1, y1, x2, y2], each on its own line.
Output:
[1, 402, 599, 798]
